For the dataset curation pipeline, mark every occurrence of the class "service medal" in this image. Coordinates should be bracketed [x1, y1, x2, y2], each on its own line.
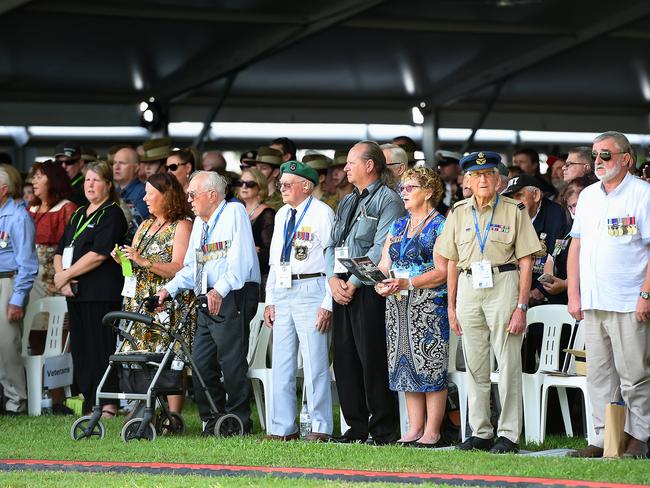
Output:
[0, 240, 6, 249]
[294, 246, 308, 261]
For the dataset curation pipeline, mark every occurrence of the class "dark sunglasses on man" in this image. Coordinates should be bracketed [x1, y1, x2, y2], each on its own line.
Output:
[591, 150, 627, 162]
[231, 180, 258, 189]
[59, 158, 80, 166]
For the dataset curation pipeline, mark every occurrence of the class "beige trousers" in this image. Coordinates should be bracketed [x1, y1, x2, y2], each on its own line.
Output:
[457, 271, 523, 443]
[0, 277, 27, 412]
[583, 309, 650, 446]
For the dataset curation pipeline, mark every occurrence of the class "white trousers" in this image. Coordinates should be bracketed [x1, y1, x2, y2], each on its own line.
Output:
[270, 277, 333, 436]
[0, 277, 27, 412]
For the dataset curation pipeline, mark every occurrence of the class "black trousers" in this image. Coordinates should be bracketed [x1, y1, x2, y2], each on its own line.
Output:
[191, 282, 259, 429]
[332, 285, 397, 440]
[67, 300, 120, 412]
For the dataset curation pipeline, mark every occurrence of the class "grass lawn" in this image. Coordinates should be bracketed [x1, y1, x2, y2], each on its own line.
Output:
[0, 401, 648, 487]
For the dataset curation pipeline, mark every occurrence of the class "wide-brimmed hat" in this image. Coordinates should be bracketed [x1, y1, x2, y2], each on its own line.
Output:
[302, 153, 331, 171]
[251, 146, 283, 166]
[140, 137, 172, 162]
[332, 150, 348, 167]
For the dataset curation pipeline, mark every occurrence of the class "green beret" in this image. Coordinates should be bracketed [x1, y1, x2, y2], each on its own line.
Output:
[280, 160, 319, 185]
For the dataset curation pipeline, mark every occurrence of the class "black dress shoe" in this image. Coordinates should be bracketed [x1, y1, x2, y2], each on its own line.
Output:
[456, 436, 493, 451]
[333, 430, 367, 444]
[489, 436, 519, 454]
[366, 436, 397, 446]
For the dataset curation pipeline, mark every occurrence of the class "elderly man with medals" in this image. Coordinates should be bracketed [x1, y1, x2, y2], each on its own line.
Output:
[434, 151, 540, 454]
[159, 171, 260, 434]
[263, 161, 335, 441]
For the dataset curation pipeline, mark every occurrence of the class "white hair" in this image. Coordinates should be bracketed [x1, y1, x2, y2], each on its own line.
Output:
[380, 143, 408, 165]
[190, 170, 227, 196]
[0, 167, 11, 193]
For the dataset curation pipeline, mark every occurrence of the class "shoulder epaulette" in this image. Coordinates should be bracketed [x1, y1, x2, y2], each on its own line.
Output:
[451, 200, 468, 213]
[517, 202, 526, 210]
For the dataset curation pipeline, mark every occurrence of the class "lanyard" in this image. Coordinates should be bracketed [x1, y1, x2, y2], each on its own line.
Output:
[399, 208, 436, 260]
[71, 174, 83, 186]
[71, 202, 114, 243]
[282, 196, 313, 262]
[471, 195, 498, 256]
[201, 201, 227, 253]
[136, 219, 166, 254]
[337, 182, 383, 246]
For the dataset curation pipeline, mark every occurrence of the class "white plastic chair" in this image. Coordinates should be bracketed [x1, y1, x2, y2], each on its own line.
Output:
[247, 305, 273, 432]
[247, 303, 266, 365]
[540, 321, 595, 443]
[521, 304, 574, 443]
[21, 296, 69, 416]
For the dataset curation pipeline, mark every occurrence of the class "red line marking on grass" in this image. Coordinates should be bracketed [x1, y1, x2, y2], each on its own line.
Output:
[1, 459, 647, 487]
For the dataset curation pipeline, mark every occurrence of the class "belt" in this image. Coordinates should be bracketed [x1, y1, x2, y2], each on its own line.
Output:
[0, 271, 16, 279]
[291, 272, 325, 281]
[461, 263, 518, 276]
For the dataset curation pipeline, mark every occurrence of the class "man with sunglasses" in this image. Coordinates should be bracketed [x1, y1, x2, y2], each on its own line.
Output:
[54, 142, 87, 206]
[435, 151, 540, 454]
[567, 131, 650, 459]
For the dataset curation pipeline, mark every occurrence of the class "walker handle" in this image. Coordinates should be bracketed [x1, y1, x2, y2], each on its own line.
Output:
[102, 311, 154, 327]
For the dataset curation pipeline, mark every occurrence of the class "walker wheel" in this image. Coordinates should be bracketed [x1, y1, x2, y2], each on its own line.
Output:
[70, 415, 105, 440]
[156, 412, 185, 436]
[215, 413, 244, 437]
[121, 417, 157, 442]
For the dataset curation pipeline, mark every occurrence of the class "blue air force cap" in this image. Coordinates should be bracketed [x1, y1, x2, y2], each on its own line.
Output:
[460, 151, 501, 172]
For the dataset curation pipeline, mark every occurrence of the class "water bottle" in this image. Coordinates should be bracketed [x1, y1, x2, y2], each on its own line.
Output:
[41, 388, 53, 415]
[299, 400, 311, 438]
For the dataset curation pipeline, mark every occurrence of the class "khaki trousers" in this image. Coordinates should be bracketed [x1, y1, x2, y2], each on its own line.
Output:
[0, 277, 27, 412]
[457, 270, 522, 443]
[583, 309, 650, 446]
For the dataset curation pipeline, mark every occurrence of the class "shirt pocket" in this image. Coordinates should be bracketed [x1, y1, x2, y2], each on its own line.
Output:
[355, 215, 379, 246]
[489, 229, 515, 248]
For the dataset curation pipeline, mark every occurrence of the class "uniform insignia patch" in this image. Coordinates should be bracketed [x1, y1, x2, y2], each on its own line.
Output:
[476, 152, 486, 165]
[517, 202, 526, 210]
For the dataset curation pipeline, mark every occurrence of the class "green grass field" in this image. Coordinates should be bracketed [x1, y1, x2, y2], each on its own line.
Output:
[0, 401, 648, 487]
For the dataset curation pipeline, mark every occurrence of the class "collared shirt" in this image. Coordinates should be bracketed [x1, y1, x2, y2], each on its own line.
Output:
[165, 200, 260, 298]
[266, 196, 334, 310]
[570, 173, 650, 312]
[119, 179, 149, 220]
[325, 179, 406, 287]
[0, 198, 38, 307]
[434, 194, 540, 269]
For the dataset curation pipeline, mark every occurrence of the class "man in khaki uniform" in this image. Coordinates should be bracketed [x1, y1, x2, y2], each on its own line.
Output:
[435, 151, 540, 453]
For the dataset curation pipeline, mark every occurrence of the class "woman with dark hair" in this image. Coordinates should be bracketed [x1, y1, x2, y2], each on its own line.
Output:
[29, 160, 76, 300]
[166, 147, 198, 192]
[53, 161, 127, 417]
[111, 172, 193, 414]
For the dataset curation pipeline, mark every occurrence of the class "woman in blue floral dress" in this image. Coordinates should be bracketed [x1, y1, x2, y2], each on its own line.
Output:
[376, 167, 449, 447]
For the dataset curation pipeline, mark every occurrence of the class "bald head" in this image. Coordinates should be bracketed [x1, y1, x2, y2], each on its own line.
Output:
[113, 147, 140, 187]
[202, 151, 227, 172]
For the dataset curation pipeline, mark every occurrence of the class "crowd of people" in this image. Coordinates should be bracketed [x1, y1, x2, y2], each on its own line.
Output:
[0, 131, 648, 459]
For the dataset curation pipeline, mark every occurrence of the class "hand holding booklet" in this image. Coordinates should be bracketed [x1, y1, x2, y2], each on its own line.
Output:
[337, 256, 386, 285]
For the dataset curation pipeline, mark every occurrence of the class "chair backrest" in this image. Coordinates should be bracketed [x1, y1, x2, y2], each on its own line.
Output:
[21, 296, 68, 357]
[448, 331, 461, 373]
[527, 304, 574, 374]
[248, 302, 272, 369]
[566, 320, 585, 374]
[247, 302, 266, 364]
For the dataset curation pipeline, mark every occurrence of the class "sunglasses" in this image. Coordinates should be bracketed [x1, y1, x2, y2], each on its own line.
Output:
[59, 158, 80, 166]
[398, 184, 421, 193]
[232, 180, 258, 189]
[591, 150, 626, 162]
[166, 162, 188, 172]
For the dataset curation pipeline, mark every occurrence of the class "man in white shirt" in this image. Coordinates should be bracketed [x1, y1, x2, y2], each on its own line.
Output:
[567, 131, 650, 459]
[264, 161, 335, 441]
[159, 171, 261, 434]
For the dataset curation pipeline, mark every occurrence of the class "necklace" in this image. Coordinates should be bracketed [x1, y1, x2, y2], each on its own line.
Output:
[409, 209, 433, 231]
[248, 203, 261, 219]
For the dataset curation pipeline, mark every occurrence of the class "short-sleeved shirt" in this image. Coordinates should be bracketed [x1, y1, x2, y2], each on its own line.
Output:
[434, 194, 541, 269]
[57, 200, 127, 302]
[570, 173, 650, 312]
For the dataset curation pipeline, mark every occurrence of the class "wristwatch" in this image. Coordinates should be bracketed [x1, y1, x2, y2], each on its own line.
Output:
[517, 303, 529, 312]
[641, 291, 650, 300]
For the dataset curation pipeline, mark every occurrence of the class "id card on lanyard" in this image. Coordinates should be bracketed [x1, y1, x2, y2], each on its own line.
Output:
[62, 206, 104, 269]
[470, 196, 498, 289]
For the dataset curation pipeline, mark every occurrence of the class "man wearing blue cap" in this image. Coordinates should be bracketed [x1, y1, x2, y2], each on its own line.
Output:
[263, 161, 335, 441]
[435, 151, 540, 453]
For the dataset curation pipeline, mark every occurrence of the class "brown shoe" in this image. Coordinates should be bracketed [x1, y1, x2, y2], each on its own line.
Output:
[263, 432, 300, 441]
[304, 432, 331, 442]
[623, 437, 649, 459]
[567, 445, 603, 458]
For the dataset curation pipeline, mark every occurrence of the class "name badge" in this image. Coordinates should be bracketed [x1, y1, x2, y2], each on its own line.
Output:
[62, 246, 74, 270]
[121, 276, 137, 298]
[276, 263, 292, 288]
[471, 260, 493, 289]
[392, 267, 409, 297]
[334, 246, 349, 274]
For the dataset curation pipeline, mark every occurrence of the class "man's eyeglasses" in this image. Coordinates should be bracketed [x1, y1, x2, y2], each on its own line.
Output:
[467, 171, 496, 179]
[398, 184, 421, 193]
[591, 150, 626, 162]
[166, 162, 188, 172]
[562, 161, 586, 170]
[232, 180, 258, 189]
[276, 181, 303, 190]
[59, 158, 80, 166]
[187, 190, 213, 200]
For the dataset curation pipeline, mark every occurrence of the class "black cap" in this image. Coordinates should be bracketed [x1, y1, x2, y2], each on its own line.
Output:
[240, 150, 257, 164]
[501, 174, 544, 196]
[54, 142, 81, 159]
